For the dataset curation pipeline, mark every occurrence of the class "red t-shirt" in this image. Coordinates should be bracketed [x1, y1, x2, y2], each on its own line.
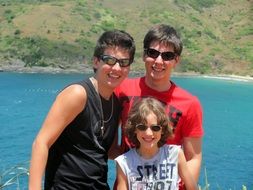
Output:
[114, 77, 204, 152]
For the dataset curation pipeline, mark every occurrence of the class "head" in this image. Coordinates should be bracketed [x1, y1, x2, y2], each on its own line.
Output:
[93, 30, 135, 72]
[142, 24, 183, 89]
[143, 24, 183, 56]
[92, 30, 136, 92]
[125, 97, 173, 149]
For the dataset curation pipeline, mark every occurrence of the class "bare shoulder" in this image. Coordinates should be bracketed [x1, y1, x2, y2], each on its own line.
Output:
[178, 148, 186, 163]
[57, 84, 87, 109]
[178, 148, 184, 157]
[61, 84, 86, 97]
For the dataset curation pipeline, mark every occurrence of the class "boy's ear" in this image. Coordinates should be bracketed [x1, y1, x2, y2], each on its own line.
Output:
[142, 51, 146, 62]
[173, 56, 180, 68]
[93, 57, 100, 70]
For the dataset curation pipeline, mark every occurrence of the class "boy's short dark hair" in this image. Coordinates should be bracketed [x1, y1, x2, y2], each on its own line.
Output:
[93, 30, 136, 64]
[143, 24, 183, 56]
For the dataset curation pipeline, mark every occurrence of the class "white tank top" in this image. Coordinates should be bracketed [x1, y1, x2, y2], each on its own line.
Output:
[115, 144, 181, 190]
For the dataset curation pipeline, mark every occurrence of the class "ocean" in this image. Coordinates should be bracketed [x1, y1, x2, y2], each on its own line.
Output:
[0, 72, 252, 190]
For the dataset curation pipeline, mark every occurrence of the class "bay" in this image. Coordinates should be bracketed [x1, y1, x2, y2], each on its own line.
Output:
[0, 72, 252, 190]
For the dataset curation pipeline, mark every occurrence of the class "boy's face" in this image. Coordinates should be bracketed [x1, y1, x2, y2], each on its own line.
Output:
[93, 46, 131, 91]
[143, 41, 179, 86]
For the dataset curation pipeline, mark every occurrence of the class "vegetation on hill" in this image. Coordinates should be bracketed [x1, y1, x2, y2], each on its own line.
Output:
[0, 0, 252, 75]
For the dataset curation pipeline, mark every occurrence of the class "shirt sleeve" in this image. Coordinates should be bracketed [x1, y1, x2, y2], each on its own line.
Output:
[115, 154, 128, 175]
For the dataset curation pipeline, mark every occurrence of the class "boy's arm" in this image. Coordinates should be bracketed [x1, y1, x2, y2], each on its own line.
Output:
[29, 85, 86, 190]
[178, 149, 198, 190]
[183, 137, 202, 181]
[108, 127, 122, 159]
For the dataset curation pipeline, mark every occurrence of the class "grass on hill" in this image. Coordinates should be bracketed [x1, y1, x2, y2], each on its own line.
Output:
[0, 0, 252, 75]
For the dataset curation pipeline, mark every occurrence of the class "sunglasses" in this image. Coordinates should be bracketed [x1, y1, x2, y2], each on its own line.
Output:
[100, 55, 131, 67]
[145, 48, 177, 61]
[136, 124, 162, 132]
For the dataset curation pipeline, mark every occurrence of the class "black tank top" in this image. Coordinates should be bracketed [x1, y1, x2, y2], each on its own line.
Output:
[44, 79, 120, 189]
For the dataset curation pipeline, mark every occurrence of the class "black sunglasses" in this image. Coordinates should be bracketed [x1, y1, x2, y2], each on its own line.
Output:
[100, 55, 131, 67]
[145, 48, 177, 61]
[136, 124, 162, 132]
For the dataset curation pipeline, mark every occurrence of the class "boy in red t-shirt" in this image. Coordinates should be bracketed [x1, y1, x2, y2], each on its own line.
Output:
[110, 24, 204, 190]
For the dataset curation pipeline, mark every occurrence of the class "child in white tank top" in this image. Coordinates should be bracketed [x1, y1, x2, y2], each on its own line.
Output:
[115, 97, 198, 190]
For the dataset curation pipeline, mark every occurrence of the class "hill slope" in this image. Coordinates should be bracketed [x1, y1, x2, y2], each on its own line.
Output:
[0, 0, 252, 75]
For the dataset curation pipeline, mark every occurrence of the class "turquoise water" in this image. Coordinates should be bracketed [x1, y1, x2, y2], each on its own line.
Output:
[0, 72, 253, 190]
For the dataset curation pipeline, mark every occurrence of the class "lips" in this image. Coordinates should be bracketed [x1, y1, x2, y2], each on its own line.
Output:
[142, 137, 155, 143]
[152, 64, 165, 72]
[108, 72, 120, 79]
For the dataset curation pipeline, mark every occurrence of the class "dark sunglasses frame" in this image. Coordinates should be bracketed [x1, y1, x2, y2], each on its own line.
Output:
[145, 48, 177, 61]
[136, 124, 162, 132]
[100, 55, 131, 67]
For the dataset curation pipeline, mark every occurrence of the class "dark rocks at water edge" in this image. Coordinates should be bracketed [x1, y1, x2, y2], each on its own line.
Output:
[0, 59, 93, 74]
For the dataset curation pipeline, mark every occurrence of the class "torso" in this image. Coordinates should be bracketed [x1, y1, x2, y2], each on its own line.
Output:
[115, 145, 181, 190]
[45, 79, 121, 189]
[114, 77, 203, 152]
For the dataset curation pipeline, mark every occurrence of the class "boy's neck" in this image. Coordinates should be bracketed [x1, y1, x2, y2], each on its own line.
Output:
[144, 76, 171, 92]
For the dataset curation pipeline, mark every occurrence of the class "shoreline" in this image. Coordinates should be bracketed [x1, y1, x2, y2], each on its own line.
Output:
[1, 65, 253, 83]
[200, 74, 253, 82]
[172, 72, 253, 83]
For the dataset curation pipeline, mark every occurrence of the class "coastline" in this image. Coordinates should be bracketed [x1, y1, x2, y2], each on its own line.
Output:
[200, 74, 253, 83]
[1, 64, 253, 83]
[0, 63, 93, 74]
[172, 72, 253, 83]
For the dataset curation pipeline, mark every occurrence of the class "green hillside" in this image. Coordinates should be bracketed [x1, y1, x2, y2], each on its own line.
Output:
[0, 0, 252, 75]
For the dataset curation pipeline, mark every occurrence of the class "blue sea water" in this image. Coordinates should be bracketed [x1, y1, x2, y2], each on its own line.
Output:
[0, 72, 253, 190]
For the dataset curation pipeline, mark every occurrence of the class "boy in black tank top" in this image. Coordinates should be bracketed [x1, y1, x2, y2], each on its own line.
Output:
[29, 29, 135, 190]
